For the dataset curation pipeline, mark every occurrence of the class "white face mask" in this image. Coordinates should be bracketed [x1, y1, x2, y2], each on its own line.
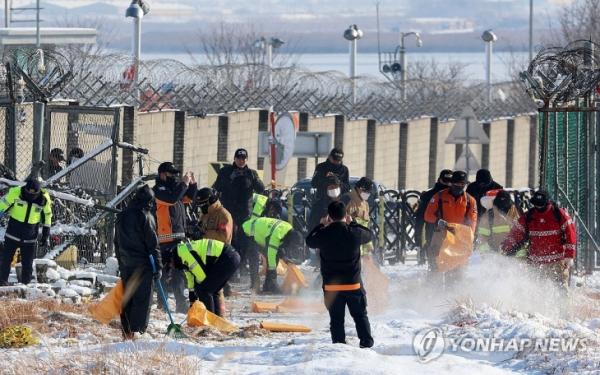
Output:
[327, 188, 341, 198]
[360, 192, 370, 201]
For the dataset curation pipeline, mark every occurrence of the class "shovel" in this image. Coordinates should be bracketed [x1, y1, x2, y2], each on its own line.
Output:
[149, 255, 186, 338]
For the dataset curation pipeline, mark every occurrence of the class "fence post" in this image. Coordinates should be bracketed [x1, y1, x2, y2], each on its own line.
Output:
[32, 102, 45, 171]
[287, 192, 294, 225]
[378, 193, 385, 252]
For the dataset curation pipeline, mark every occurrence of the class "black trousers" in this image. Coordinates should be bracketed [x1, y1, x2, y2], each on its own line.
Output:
[158, 242, 188, 314]
[324, 288, 374, 348]
[195, 246, 240, 315]
[0, 237, 37, 284]
[233, 223, 259, 282]
[120, 265, 154, 334]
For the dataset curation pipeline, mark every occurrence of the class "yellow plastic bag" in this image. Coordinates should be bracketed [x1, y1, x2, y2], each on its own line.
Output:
[88, 280, 124, 324]
[436, 223, 474, 272]
[281, 263, 308, 294]
[187, 301, 238, 333]
[260, 321, 311, 333]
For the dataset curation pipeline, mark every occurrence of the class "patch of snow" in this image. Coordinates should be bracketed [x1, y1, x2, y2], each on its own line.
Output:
[34, 259, 57, 267]
[104, 257, 119, 276]
[58, 288, 79, 298]
[46, 268, 61, 282]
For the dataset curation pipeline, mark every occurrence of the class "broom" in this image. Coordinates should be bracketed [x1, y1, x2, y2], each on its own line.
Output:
[149, 255, 185, 338]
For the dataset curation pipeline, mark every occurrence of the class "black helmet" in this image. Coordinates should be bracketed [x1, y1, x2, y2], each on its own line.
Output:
[197, 187, 219, 205]
[132, 184, 154, 208]
[355, 177, 373, 192]
[281, 230, 304, 259]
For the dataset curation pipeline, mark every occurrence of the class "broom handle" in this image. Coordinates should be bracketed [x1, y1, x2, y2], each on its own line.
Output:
[149, 255, 176, 325]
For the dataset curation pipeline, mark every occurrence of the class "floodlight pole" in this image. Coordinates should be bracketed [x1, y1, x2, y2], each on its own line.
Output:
[529, 0, 533, 63]
[266, 42, 273, 89]
[4, 0, 9, 27]
[35, 0, 40, 47]
[134, 15, 141, 100]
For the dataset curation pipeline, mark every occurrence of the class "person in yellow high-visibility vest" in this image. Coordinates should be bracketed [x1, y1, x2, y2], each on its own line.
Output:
[171, 238, 240, 316]
[0, 179, 52, 285]
[242, 217, 304, 293]
[478, 190, 521, 255]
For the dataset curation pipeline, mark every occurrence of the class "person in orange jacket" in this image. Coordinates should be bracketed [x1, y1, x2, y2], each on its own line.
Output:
[424, 170, 477, 276]
[153, 162, 198, 314]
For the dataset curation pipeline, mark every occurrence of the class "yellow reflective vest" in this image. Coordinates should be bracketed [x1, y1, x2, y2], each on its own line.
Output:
[0, 186, 52, 227]
[251, 193, 268, 218]
[176, 239, 225, 289]
[242, 217, 292, 270]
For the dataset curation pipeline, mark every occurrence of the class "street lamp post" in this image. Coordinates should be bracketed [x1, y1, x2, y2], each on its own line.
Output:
[482, 30, 497, 103]
[254, 36, 285, 88]
[343, 24, 363, 104]
[399, 31, 422, 101]
[126, 0, 150, 100]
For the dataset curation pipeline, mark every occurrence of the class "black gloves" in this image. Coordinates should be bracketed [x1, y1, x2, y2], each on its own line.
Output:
[39, 226, 50, 247]
[189, 290, 198, 304]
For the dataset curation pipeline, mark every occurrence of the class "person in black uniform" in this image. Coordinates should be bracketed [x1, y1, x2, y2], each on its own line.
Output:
[306, 201, 374, 348]
[114, 184, 162, 340]
[213, 148, 265, 286]
[414, 169, 453, 264]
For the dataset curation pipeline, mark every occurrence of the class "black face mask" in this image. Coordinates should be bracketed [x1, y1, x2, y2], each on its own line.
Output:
[449, 186, 465, 196]
[166, 176, 177, 185]
[22, 190, 40, 202]
[200, 204, 209, 214]
[534, 205, 546, 212]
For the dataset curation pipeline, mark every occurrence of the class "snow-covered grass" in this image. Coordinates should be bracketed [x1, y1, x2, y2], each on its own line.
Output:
[1, 254, 600, 374]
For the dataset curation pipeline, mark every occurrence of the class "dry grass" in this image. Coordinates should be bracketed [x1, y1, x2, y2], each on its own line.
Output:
[3, 344, 203, 375]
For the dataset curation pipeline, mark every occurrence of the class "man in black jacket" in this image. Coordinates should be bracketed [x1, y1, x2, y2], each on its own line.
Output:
[115, 184, 162, 340]
[466, 169, 503, 218]
[213, 148, 265, 285]
[311, 148, 350, 201]
[305, 201, 374, 348]
[414, 169, 453, 264]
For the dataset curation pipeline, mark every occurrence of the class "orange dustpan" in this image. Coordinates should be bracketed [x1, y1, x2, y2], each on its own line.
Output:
[88, 280, 124, 324]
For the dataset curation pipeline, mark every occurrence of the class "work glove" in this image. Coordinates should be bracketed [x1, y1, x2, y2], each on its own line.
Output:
[436, 219, 448, 231]
[39, 226, 50, 247]
[188, 290, 198, 304]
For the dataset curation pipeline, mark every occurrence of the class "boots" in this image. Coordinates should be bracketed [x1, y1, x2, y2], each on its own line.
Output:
[262, 270, 282, 294]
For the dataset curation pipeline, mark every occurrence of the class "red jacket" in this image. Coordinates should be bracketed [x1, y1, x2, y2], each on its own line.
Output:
[501, 204, 576, 263]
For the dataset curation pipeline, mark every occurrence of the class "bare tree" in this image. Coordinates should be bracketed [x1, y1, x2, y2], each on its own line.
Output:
[547, 0, 600, 46]
[186, 22, 300, 88]
[54, 16, 122, 74]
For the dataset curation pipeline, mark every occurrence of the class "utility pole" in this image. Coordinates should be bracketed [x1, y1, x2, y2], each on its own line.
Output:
[529, 0, 533, 63]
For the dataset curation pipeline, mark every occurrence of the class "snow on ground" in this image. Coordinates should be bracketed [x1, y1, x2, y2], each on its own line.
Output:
[1, 254, 600, 374]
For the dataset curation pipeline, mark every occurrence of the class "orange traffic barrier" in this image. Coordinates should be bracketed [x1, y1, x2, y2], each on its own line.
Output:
[260, 321, 311, 333]
[187, 301, 237, 333]
[436, 223, 474, 272]
[88, 280, 124, 324]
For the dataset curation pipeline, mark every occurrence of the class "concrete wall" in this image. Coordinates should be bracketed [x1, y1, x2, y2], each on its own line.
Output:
[374, 122, 400, 189]
[405, 118, 431, 191]
[137, 111, 176, 171]
[227, 110, 260, 170]
[435, 120, 456, 173]
[488, 119, 508, 186]
[512, 115, 531, 188]
[184, 115, 219, 186]
[342, 119, 368, 178]
[305, 115, 336, 179]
